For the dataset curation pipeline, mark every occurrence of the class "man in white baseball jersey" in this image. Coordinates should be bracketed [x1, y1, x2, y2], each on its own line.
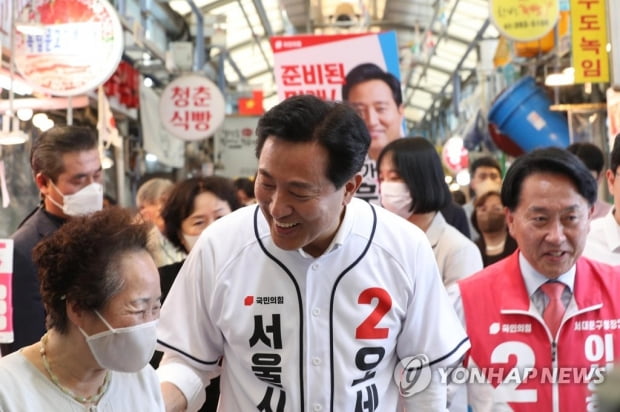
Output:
[156, 94, 470, 411]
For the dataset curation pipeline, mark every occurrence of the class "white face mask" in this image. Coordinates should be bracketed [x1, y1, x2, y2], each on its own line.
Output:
[80, 311, 158, 373]
[182, 233, 200, 251]
[49, 181, 104, 216]
[380, 181, 413, 219]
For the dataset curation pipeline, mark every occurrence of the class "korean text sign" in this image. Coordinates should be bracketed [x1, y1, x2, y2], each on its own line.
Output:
[570, 0, 609, 84]
[159, 74, 226, 141]
[270, 32, 400, 103]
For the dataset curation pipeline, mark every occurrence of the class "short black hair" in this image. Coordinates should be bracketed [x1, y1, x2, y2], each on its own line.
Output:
[234, 177, 255, 199]
[31, 125, 99, 181]
[501, 147, 597, 211]
[469, 155, 502, 176]
[567, 142, 605, 175]
[255, 94, 370, 189]
[377, 137, 451, 213]
[341, 63, 403, 106]
[611, 136, 620, 173]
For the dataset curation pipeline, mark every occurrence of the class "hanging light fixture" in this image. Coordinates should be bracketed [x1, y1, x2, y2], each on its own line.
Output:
[0, 115, 28, 145]
[0, 0, 28, 146]
[544, 67, 575, 87]
[100, 147, 114, 169]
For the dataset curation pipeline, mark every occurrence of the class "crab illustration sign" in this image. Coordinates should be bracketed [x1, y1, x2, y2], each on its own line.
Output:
[14, 0, 124, 96]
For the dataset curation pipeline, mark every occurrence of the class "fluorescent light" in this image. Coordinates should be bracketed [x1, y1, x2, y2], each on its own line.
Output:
[101, 155, 114, 169]
[0, 130, 28, 145]
[545, 67, 575, 86]
[449, 182, 461, 192]
[0, 116, 28, 145]
[32, 113, 54, 131]
[32, 113, 49, 128]
[17, 108, 33, 121]
[0, 74, 33, 95]
[145, 153, 158, 162]
[456, 170, 470, 186]
[40, 118, 54, 131]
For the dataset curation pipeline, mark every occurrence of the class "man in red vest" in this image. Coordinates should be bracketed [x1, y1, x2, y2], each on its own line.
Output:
[452, 147, 620, 411]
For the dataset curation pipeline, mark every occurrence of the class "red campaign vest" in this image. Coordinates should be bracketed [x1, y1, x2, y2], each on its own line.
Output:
[459, 251, 620, 412]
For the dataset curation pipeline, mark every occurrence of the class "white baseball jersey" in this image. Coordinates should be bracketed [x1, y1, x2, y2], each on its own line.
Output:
[157, 197, 469, 411]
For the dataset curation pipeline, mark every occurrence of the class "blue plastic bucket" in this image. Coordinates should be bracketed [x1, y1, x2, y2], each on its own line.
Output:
[488, 76, 569, 152]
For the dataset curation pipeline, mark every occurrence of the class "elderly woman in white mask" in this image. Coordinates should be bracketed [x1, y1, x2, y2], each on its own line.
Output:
[0, 207, 164, 411]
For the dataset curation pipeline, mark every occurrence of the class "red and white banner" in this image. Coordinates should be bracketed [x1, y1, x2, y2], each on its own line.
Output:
[159, 74, 226, 141]
[270, 31, 401, 102]
[0, 239, 14, 344]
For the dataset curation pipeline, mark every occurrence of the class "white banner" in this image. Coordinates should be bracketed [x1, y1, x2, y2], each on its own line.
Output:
[139, 82, 185, 169]
[213, 116, 259, 178]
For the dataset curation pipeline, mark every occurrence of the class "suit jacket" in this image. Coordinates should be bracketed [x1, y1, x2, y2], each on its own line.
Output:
[2, 208, 65, 355]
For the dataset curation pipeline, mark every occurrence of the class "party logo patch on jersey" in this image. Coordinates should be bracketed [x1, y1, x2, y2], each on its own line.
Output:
[244, 295, 285, 306]
[489, 322, 532, 335]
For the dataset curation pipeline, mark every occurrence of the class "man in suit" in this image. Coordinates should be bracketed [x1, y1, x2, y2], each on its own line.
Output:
[342, 63, 470, 237]
[453, 147, 620, 411]
[3, 126, 103, 355]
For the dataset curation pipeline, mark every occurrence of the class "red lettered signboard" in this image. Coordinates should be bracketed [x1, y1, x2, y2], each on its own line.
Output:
[159, 74, 226, 141]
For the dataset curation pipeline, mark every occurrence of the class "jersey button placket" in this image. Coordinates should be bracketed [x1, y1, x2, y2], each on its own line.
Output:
[306, 258, 328, 410]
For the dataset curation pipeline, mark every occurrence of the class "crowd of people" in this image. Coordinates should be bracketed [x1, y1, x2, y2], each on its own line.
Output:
[3, 85, 620, 411]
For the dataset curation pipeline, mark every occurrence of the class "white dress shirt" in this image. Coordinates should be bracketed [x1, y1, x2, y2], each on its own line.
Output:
[583, 209, 620, 266]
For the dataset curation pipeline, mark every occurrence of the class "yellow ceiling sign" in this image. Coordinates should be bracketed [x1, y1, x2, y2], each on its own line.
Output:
[490, 0, 560, 42]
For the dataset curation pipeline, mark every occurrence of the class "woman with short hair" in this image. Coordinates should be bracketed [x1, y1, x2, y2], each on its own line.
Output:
[377, 137, 483, 289]
[0, 207, 164, 411]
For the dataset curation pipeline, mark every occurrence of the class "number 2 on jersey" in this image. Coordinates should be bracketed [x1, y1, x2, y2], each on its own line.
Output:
[356, 287, 392, 339]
